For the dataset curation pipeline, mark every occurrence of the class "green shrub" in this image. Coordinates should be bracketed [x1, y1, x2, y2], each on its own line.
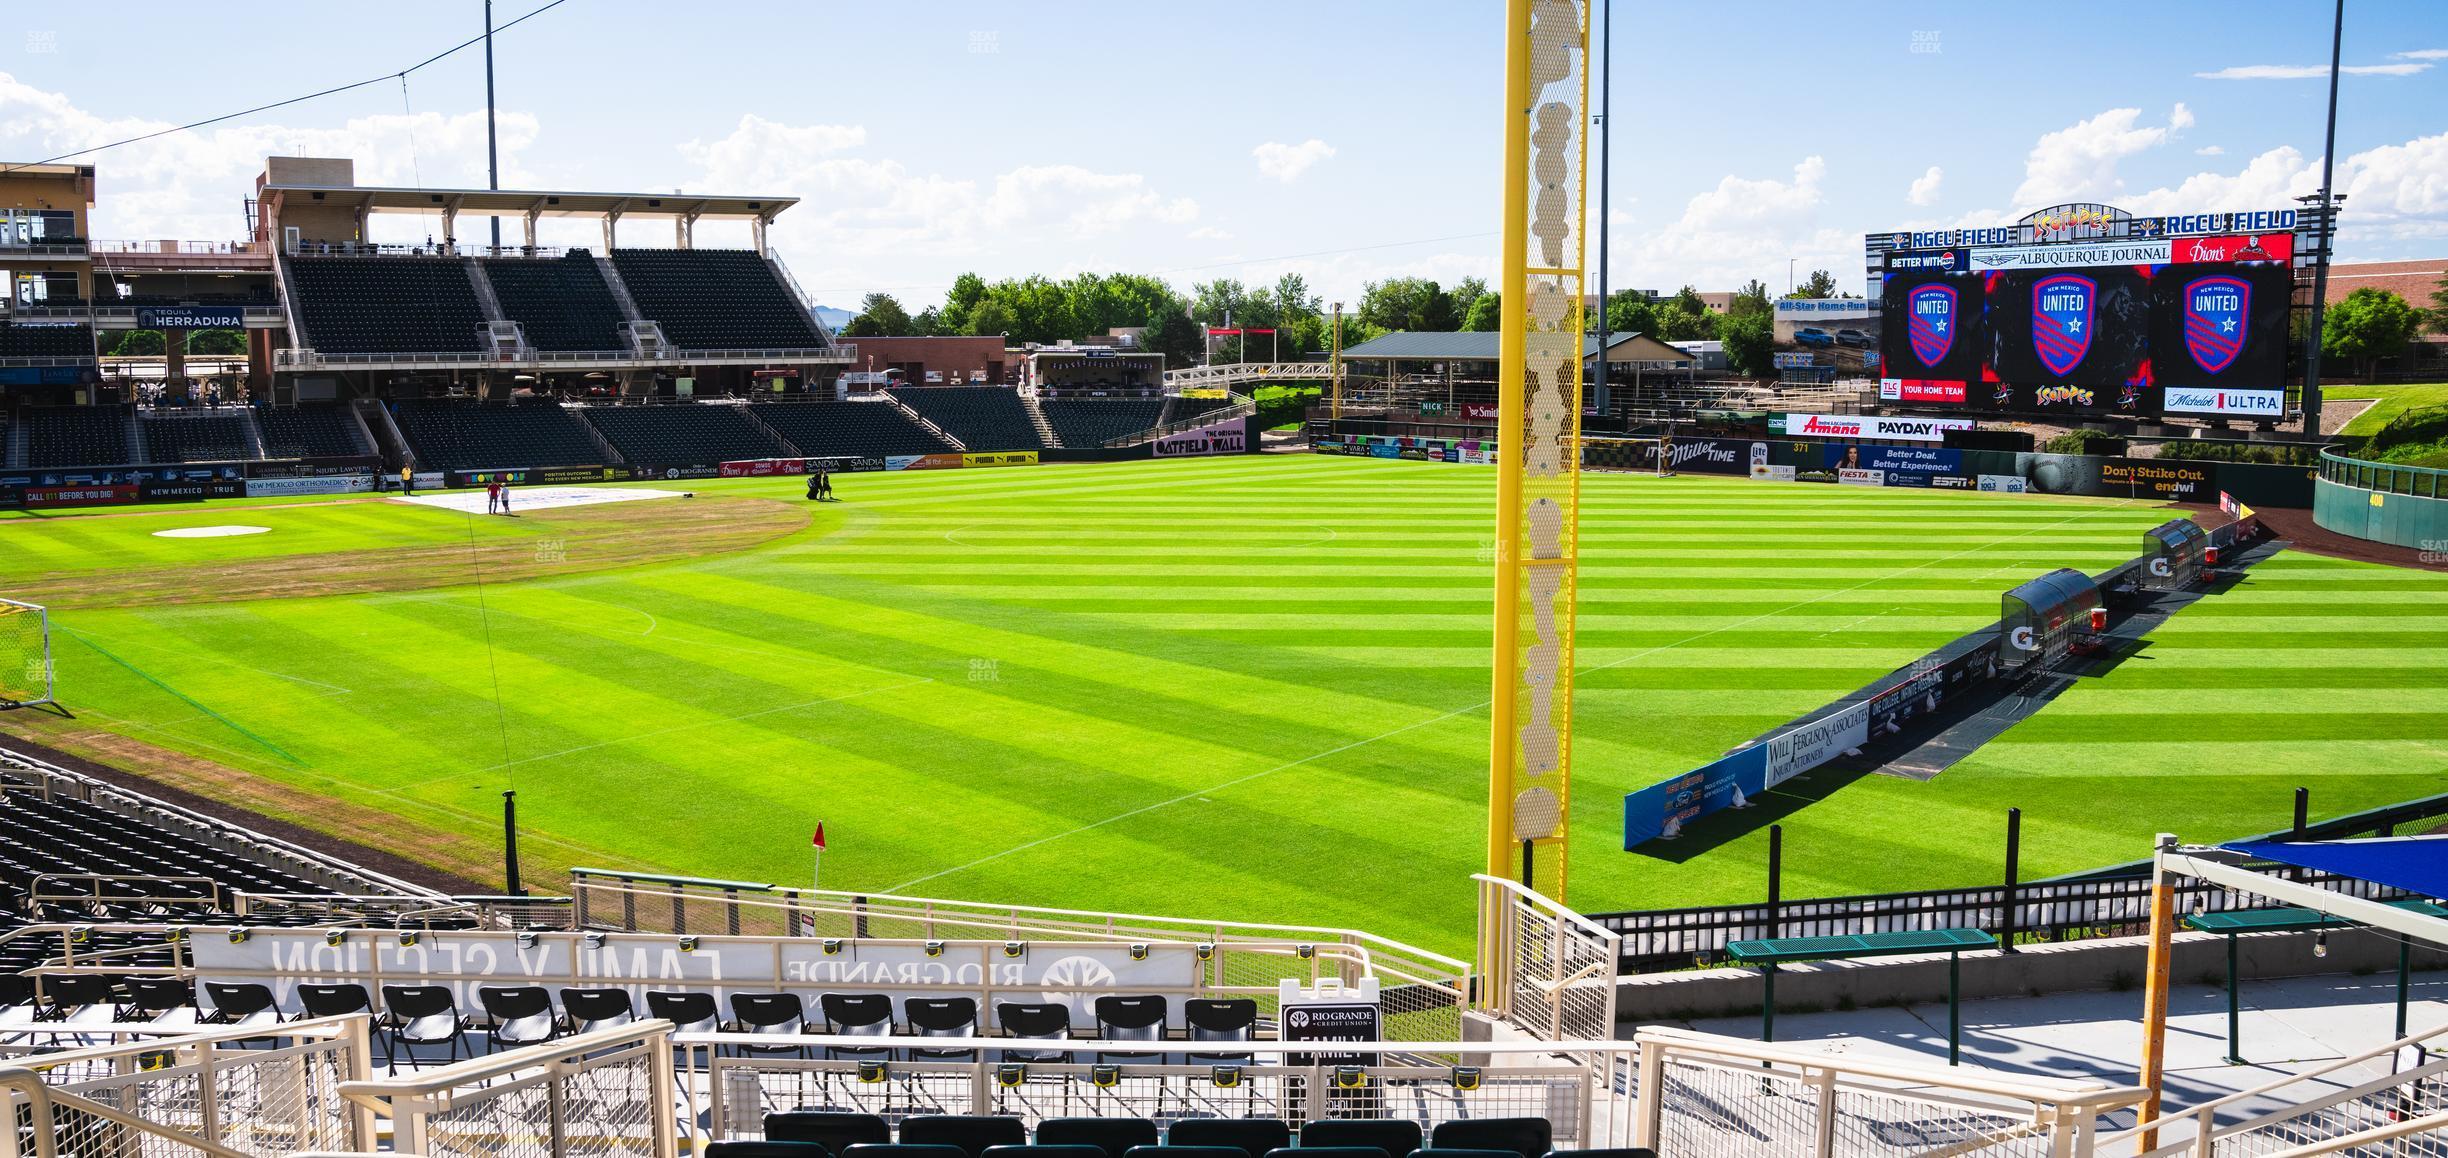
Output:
[2156, 440, 2325, 466]
[2043, 429, 2125, 455]
[2373, 404, 2448, 452]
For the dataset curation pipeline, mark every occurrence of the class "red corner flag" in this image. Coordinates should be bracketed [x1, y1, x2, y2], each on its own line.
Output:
[811, 822, 827, 851]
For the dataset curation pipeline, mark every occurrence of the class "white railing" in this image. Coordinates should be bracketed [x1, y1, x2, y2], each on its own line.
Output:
[1, 1014, 375, 1158]
[339, 1020, 677, 1158]
[273, 345, 854, 370]
[1631, 1027, 2150, 1157]
[1163, 362, 1331, 388]
[91, 240, 260, 256]
[2109, 1021, 2448, 1156]
[1473, 874, 1620, 1042]
[684, 1030, 1633, 1151]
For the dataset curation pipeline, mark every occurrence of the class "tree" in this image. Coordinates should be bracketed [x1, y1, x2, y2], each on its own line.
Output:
[2426, 269, 2448, 335]
[1461, 290, 1504, 332]
[843, 293, 912, 337]
[1141, 309, 1205, 367]
[1728, 279, 1773, 320]
[1605, 291, 1659, 337]
[1720, 311, 1774, 377]
[910, 307, 944, 337]
[1191, 278, 1256, 327]
[967, 299, 1016, 338]
[2322, 288, 2422, 378]
[188, 328, 247, 356]
[1356, 277, 1457, 332]
[941, 271, 989, 334]
[111, 330, 165, 357]
[1787, 269, 1840, 299]
[1449, 277, 1489, 329]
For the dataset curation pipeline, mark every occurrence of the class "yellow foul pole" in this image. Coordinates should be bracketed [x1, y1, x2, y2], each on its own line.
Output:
[1490, 0, 1589, 900]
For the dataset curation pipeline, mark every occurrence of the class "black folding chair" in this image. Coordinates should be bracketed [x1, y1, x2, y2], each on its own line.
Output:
[561, 987, 638, 1034]
[996, 1002, 1074, 1063]
[732, 992, 813, 1058]
[296, 982, 373, 1019]
[906, 996, 981, 1061]
[120, 978, 196, 1025]
[1092, 995, 1167, 1063]
[819, 992, 894, 1061]
[1183, 999, 1257, 1064]
[379, 984, 469, 1070]
[200, 982, 284, 1046]
[477, 985, 562, 1052]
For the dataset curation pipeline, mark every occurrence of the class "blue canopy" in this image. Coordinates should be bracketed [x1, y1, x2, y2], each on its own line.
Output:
[2223, 835, 2448, 901]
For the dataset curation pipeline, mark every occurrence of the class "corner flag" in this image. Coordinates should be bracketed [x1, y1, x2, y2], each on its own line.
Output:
[812, 823, 827, 851]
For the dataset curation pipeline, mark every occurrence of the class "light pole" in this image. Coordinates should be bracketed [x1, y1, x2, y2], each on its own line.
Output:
[1592, 0, 1612, 421]
[2299, 0, 2347, 432]
[1330, 302, 1345, 420]
[1788, 258, 1796, 296]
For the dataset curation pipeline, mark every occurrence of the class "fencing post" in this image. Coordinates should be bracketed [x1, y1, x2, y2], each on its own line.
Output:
[1766, 825, 1783, 940]
[2294, 787, 2310, 836]
[2000, 808, 2021, 954]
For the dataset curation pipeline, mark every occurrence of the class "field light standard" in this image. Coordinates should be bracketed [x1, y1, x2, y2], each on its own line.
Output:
[484, 0, 500, 253]
[2298, 0, 2347, 433]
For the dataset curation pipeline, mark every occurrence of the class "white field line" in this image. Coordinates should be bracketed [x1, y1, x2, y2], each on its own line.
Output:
[883, 497, 2147, 891]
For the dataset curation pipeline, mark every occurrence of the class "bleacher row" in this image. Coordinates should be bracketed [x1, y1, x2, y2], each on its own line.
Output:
[0, 775, 340, 978]
[6, 405, 370, 469]
[282, 247, 827, 355]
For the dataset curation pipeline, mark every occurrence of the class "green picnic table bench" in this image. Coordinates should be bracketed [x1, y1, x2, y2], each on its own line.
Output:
[2185, 899, 2448, 1064]
[1728, 927, 1997, 1065]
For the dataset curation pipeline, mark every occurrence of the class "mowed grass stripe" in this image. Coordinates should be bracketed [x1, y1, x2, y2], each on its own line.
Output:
[4, 453, 2439, 952]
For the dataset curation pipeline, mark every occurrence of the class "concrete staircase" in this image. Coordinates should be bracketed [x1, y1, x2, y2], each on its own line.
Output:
[882, 394, 965, 451]
[4, 419, 27, 468]
[1019, 393, 1062, 449]
[123, 410, 148, 465]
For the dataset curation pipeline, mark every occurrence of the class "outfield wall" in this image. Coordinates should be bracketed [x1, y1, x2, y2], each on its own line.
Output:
[2313, 450, 2448, 549]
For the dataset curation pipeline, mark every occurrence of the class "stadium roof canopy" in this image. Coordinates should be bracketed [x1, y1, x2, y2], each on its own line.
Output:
[1341, 331, 1692, 363]
[254, 183, 796, 222]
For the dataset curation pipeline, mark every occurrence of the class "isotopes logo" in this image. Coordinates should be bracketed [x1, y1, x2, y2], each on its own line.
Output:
[2032, 273, 2096, 377]
[2033, 385, 2096, 408]
[2182, 274, 2249, 374]
[1906, 283, 1958, 366]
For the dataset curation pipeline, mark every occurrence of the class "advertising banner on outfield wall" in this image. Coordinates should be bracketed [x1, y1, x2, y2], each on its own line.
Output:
[1153, 418, 1249, 458]
[1623, 744, 1769, 849]
[247, 474, 373, 497]
[190, 931, 1202, 1028]
[887, 453, 968, 471]
[1821, 444, 1962, 486]
[963, 451, 1040, 467]
[1774, 413, 1976, 443]
[2020, 454, 2212, 501]
[1766, 702, 1867, 787]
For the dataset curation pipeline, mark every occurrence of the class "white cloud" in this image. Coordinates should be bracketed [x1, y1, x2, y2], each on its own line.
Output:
[2010, 104, 2191, 209]
[2398, 49, 2448, 60]
[2194, 62, 2431, 79]
[1618, 155, 1856, 293]
[0, 71, 543, 243]
[2109, 131, 2448, 252]
[2195, 145, 2225, 156]
[1907, 165, 1944, 206]
[1186, 225, 1232, 241]
[676, 114, 1198, 275]
[1251, 138, 1335, 183]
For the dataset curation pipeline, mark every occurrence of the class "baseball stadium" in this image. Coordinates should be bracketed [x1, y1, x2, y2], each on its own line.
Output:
[0, 4, 2445, 1157]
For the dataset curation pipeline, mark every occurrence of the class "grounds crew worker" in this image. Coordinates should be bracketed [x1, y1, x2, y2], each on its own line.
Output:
[399, 465, 414, 495]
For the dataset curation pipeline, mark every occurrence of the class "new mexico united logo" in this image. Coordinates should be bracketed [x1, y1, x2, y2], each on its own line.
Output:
[1906, 283, 1958, 367]
[2031, 273, 2095, 378]
[2182, 274, 2248, 375]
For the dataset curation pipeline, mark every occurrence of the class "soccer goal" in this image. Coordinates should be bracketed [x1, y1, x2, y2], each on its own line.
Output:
[0, 598, 54, 710]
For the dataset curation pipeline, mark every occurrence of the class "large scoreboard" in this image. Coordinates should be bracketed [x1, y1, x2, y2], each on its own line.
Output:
[1866, 203, 2303, 421]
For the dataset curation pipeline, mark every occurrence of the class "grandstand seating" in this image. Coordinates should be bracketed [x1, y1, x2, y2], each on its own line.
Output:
[392, 400, 612, 470]
[583, 404, 789, 466]
[609, 249, 826, 350]
[0, 322, 94, 358]
[139, 413, 255, 462]
[1169, 395, 1235, 422]
[750, 400, 956, 458]
[255, 405, 369, 459]
[1042, 399, 1165, 447]
[22, 406, 132, 467]
[891, 388, 1044, 451]
[482, 252, 630, 352]
[285, 256, 489, 354]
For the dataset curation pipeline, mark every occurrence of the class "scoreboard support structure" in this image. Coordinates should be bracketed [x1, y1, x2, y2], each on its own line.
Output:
[1489, 0, 1590, 907]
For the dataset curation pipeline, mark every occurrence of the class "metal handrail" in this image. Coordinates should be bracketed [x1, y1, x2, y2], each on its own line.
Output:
[273, 345, 855, 369]
[2105, 1019, 2448, 1153]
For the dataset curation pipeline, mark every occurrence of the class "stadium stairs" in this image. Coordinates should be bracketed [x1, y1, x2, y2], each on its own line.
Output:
[2, 416, 22, 468]
[889, 387, 1042, 452]
[1041, 398, 1169, 448]
[749, 399, 960, 458]
[1019, 393, 1063, 448]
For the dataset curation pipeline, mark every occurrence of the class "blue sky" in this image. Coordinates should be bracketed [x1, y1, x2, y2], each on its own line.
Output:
[4, 1, 2443, 313]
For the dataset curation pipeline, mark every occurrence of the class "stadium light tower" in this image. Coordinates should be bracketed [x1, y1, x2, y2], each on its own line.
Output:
[2298, 0, 2346, 432]
[1489, 0, 1591, 901]
[485, 0, 501, 252]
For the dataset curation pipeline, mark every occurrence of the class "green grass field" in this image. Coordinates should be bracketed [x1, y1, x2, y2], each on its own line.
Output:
[3, 456, 2443, 953]
[2333, 383, 2448, 438]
